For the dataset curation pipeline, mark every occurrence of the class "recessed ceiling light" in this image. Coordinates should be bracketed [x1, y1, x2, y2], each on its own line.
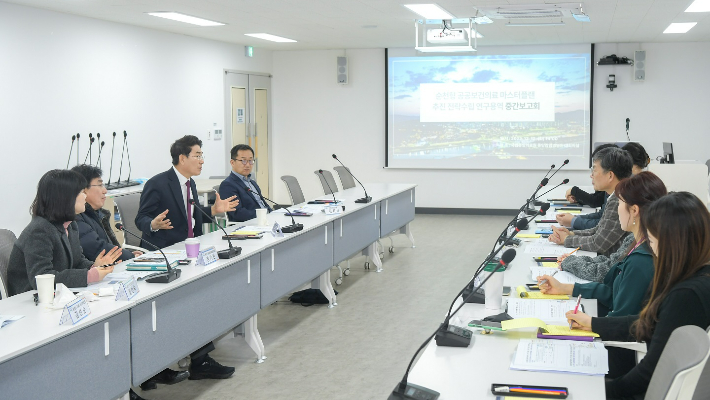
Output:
[663, 22, 697, 33]
[147, 12, 224, 26]
[686, 0, 710, 12]
[362, 25, 378, 29]
[506, 22, 566, 27]
[404, 4, 455, 19]
[245, 33, 297, 43]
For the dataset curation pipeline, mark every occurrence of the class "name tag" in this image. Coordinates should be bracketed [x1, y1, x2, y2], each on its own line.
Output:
[271, 222, 284, 238]
[59, 296, 91, 325]
[115, 276, 139, 301]
[324, 205, 342, 215]
[197, 246, 219, 266]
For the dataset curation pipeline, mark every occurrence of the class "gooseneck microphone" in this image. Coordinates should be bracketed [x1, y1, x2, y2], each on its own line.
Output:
[547, 159, 569, 181]
[246, 188, 303, 233]
[84, 133, 94, 164]
[76, 133, 81, 166]
[543, 164, 555, 180]
[332, 154, 371, 203]
[106, 132, 117, 189]
[535, 178, 570, 200]
[125, 131, 134, 184]
[318, 169, 344, 211]
[66, 135, 76, 169]
[115, 223, 181, 283]
[189, 199, 241, 259]
[626, 118, 630, 140]
[97, 141, 105, 169]
[390, 247, 522, 399]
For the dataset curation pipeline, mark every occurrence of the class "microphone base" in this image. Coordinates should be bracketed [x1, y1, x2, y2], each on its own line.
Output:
[281, 224, 304, 234]
[526, 208, 543, 216]
[462, 285, 486, 304]
[355, 196, 372, 204]
[435, 323, 472, 347]
[146, 269, 181, 284]
[389, 382, 440, 400]
[533, 200, 546, 206]
[218, 247, 242, 259]
[106, 180, 141, 190]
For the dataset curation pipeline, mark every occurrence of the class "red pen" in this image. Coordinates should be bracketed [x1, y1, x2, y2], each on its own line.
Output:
[570, 294, 582, 330]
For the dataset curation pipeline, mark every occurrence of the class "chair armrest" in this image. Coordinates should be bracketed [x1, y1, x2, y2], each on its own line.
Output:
[603, 341, 648, 363]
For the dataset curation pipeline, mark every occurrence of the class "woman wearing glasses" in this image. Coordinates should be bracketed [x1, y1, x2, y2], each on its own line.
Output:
[71, 164, 139, 262]
[7, 169, 123, 296]
[565, 192, 710, 399]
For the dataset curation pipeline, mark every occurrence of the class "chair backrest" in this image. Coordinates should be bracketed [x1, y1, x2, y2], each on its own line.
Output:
[705, 160, 710, 175]
[314, 170, 339, 195]
[691, 327, 710, 400]
[333, 166, 356, 190]
[0, 229, 17, 300]
[645, 325, 710, 400]
[209, 175, 228, 179]
[281, 175, 306, 206]
[113, 192, 144, 247]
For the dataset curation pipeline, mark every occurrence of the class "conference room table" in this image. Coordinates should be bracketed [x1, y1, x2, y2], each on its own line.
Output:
[0, 182, 416, 400]
[408, 190, 606, 399]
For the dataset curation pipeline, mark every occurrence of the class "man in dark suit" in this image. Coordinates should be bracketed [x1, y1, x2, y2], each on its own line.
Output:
[218, 144, 272, 222]
[134, 135, 239, 390]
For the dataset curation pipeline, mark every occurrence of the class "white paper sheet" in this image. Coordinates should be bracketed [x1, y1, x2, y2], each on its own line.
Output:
[530, 267, 592, 285]
[0, 315, 24, 328]
[511, 339, 608, 375]
[506, 298, 579, 324]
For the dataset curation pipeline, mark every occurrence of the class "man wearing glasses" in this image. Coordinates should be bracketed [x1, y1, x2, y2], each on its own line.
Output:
[218, 144, 272, 222]
[71, 164, 139, 262]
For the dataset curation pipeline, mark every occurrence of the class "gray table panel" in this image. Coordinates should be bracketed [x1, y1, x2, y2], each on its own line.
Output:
[333, 204, 380, 264]
[260, 224, 334, 307]
[380, 188, 416, 235]
[130, 255, 260, 385]
[0, 311, 131, 400]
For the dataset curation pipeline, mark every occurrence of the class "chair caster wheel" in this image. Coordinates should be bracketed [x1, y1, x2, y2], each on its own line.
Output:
[335, 278, 343, 285]
[389, 247, 394, 253]
[379, 253, 385, 260]
[343, 268, 350, 276]
[365, 262, 370, 269]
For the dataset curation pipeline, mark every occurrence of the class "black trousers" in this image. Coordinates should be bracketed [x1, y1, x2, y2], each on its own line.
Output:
[190, 341, 215, 365]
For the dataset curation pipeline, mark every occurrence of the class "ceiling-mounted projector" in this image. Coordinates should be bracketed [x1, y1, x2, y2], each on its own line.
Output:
[427, 28, 467, 44]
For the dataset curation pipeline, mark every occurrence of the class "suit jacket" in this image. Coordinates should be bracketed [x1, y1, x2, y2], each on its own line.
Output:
[218, 172, 271, 222]
[135, 168, 211, 249]
[76, 205, 134, 262]
[7, 216, 94, 296]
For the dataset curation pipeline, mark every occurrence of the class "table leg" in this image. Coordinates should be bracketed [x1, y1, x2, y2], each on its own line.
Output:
[363, 242, 383, 272]
[400, 223, 416, 248]
[311, 270, 337, 308]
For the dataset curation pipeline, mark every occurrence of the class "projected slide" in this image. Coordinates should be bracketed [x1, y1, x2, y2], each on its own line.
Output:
[386, 46, 592, 170]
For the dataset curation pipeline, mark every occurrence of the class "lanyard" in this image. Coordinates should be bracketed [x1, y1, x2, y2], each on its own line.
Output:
[627, 239, 645, 256]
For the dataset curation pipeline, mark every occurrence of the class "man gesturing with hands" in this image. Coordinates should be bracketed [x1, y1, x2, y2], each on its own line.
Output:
[136, 135, 239, 249]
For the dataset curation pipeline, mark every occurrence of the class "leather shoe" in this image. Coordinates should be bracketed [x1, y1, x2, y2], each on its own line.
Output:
[188, 355, 235, 380]
[139, 368, 189, 390]
[129, 389, 148, 400]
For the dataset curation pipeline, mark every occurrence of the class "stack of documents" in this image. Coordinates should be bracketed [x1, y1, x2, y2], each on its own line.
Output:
[516, 286, 569, 300]
[510, 339, 609, 375]
[501, 318, 599, 338]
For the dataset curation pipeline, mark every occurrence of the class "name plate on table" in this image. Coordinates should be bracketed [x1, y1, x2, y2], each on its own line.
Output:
[115, 276, 139, 301]
[196, 246, 219, 266]
[59, 296, 91, 325]
[271, 222, 284, 238]
[324, 205, 342, 215]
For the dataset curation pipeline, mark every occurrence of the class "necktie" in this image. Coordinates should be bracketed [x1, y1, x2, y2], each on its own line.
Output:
[186, 180, 193, 238]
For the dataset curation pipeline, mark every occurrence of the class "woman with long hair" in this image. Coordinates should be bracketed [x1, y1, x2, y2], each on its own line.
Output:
[566, 192, 710, 399]
[538, 172, 667, 317]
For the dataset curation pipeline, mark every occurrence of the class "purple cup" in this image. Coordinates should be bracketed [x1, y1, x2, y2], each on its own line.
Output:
[185, 238, 200, 258]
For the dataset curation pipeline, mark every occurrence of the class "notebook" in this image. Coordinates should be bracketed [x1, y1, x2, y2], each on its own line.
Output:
[516, 286, 569, 300]
[510, 339, 608, 375]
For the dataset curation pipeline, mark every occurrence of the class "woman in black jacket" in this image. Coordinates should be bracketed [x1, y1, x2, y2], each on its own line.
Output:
[566, 192, 710, 399]
[7, 169, 122, 295]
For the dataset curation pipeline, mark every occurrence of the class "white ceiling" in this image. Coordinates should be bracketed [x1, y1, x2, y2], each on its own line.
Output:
[5, 0, 710, 50]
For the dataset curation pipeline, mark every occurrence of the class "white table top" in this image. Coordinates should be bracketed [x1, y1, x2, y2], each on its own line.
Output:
[407, 198, 605, 399]
[0, 183, 416, 364]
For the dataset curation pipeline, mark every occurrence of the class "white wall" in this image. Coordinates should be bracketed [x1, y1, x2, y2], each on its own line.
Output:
[0, 2, 272, 234]
[271, 44, 710, 209]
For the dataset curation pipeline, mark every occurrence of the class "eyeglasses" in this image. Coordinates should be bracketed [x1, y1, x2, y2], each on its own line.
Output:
[190, 154, 205, 161]
[232, 159, 255, 165]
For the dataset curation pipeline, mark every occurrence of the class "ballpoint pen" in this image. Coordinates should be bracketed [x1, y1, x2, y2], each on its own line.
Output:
[570, 294, 582, 330]
[539, 270, 558, 286]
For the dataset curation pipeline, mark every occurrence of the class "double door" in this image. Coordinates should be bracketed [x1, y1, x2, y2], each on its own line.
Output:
[224, 71, 271, 196]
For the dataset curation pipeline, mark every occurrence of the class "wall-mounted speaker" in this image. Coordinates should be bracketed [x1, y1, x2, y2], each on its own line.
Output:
[634, 50, 646, 82]
[337, 56, 348, 85]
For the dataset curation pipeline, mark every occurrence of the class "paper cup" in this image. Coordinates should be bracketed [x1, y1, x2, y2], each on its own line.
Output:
[483, 271, 504, 310]
[35, 274, 55, 304]
[256, 208, 268, 226]
[185, 238, 200, 258]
